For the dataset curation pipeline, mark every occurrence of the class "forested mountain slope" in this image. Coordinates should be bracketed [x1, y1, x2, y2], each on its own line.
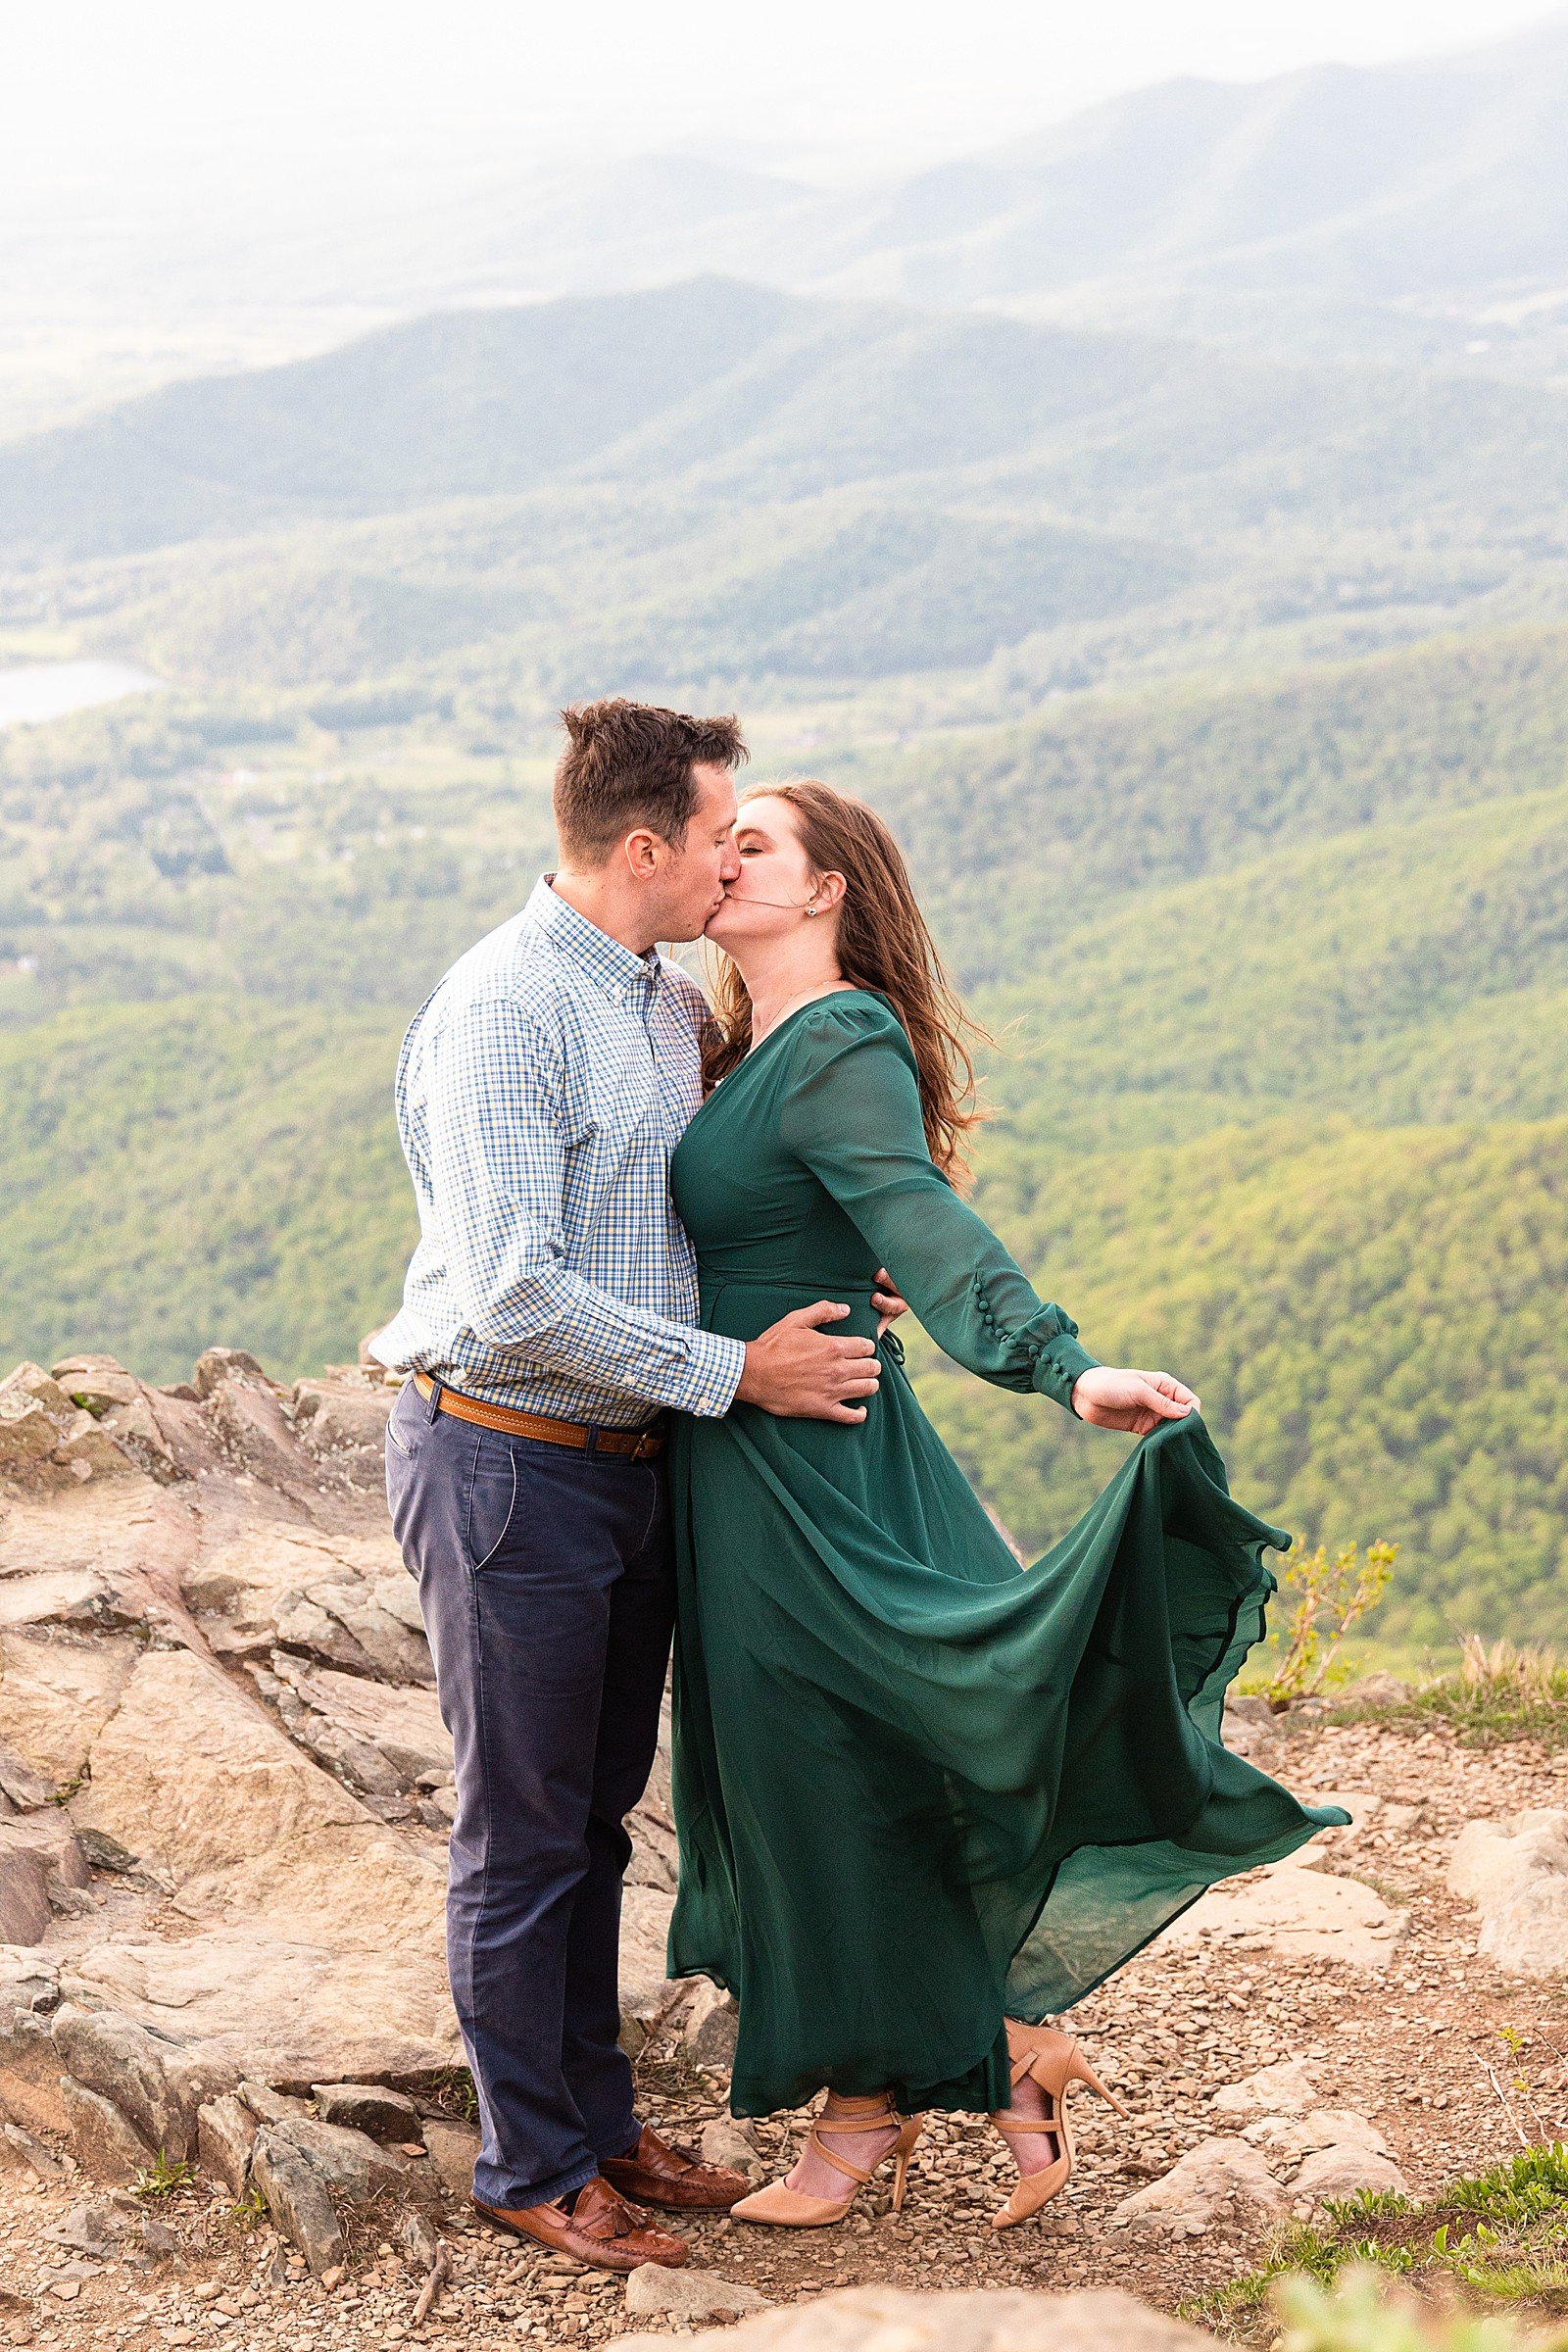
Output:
[6, 275, 1568, 578]
[4, 603, 1566, 1642]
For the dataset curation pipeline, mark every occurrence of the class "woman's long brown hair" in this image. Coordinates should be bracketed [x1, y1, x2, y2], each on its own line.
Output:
[701, 780, 989, 1184]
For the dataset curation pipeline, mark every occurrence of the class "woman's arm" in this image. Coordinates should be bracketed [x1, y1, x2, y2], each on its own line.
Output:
[779, 1003, 1196, 1431]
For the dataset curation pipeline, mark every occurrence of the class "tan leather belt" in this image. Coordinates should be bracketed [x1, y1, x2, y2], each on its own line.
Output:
[412, 1374, 664, 1460]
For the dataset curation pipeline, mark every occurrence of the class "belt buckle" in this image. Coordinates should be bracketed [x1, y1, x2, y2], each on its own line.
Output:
[631, 1428, 658, 1462]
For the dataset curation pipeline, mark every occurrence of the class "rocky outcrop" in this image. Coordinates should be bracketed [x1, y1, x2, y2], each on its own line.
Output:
[0, 1345, 684, 2266]
[1113, 2056, 1409, 2237]
[625, 2264, 773, 2323]
[1111, 2136, 1290, 2237]
[616, 2287, 1221, 2351]
[1166, 1793, 1403, 1970]
[1448, 1809, 1568, 1976]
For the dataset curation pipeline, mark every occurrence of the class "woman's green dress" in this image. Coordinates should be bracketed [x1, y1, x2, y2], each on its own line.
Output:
[666, 991, 1344, 2120]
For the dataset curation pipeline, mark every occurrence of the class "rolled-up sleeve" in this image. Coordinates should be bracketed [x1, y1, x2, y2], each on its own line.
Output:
[423, 998, 744, 1417]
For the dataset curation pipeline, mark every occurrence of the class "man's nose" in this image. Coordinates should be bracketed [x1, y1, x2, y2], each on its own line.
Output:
[719, 841, 742, 883]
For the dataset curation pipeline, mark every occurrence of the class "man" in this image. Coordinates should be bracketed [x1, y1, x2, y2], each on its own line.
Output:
[374, 699, 903, 2273]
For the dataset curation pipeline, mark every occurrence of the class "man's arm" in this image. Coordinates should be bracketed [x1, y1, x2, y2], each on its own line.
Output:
[423, 1001, 878, 1421]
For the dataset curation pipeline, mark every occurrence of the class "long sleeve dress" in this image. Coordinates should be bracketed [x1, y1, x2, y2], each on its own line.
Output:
[665, 991, 1343, 2120]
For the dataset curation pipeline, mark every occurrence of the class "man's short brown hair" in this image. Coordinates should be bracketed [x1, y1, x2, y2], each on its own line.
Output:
[554, 699, 748, 862]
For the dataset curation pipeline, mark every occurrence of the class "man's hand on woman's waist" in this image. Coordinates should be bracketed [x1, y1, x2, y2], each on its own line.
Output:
[737, 1300, 883, 1423]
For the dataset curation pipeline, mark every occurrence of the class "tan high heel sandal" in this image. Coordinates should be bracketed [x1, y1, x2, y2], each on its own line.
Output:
[731, 2093, 925, 2229]
[990, 2020, 1128, 2229]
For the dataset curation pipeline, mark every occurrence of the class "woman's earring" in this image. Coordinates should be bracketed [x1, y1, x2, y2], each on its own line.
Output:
[806, 904, 817, 916]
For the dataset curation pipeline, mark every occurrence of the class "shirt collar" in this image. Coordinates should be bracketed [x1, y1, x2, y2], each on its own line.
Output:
[526, 875, 662, 1001]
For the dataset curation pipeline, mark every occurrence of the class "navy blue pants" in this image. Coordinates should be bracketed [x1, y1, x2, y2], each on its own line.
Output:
[385, 1378, 674, 2208]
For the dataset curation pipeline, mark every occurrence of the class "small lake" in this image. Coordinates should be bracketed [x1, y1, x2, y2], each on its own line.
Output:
[0, 660, 166, 730]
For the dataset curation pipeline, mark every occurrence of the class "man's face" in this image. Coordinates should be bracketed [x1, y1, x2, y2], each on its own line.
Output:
[645, 761, 741, 943]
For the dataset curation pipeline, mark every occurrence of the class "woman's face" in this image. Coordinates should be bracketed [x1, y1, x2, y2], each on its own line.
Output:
[704, 794, 819, 947]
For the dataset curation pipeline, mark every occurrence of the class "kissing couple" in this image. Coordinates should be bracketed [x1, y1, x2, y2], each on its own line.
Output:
[375, 698, 1341, 2272]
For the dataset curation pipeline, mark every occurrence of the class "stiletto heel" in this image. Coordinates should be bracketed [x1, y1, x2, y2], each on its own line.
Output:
[889, 2116, 922, 2213]
[989, 2021, 1125, 2229]
[733, 2095, 925, 2229]
[1068, 2045, 1129, 2119]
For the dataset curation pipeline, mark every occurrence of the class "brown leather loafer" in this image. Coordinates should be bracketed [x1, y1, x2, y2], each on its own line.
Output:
[600, 2122, 750, 2211]
[471, 2176, 688, 2271]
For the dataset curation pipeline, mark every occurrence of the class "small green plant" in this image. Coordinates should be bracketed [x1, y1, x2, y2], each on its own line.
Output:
[1187, 2148, 1568, 2338]
[227, 2184, 270, 2227]
[131, 2152, 198, 2199]
[1273, 2264, 1560, 2350]
[1264, 1540, 1397, 1706]
[427, 2064, 479, 2124]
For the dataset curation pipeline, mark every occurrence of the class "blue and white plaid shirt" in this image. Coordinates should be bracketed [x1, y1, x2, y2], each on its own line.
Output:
[372, 877, 746, 1426]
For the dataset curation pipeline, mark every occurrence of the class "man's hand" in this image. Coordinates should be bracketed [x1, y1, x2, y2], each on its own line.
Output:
[1070, 1366, 1200, 1435]
[738, 1301, 883, 1423]
[871, 1267, 909, 1337]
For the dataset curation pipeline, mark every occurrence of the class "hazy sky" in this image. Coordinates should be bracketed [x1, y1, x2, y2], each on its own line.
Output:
[5, 0, 1562, 207]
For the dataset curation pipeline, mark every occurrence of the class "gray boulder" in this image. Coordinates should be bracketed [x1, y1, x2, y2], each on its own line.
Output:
[53, 2004, 230, 2165]
[197, 2093, 259, 2196]
[60, 2078, 154, 2181]
[251, 2114, 427, 2270]
[624, 2264, 772, 2321]
[1295, 2142, 1409, 2201]
[0, 1845, 50, 1944]
[312, 2082, 421, 2141]
[1449, 1810, 1568, 1976]
[251, 2127, 346, 2278]
[50, 2199, 130, 2254]
[0, 1998, 70, 2135]
[421, 2117, 478, 2198]
[1112, 2136, 1289, 2236]
[267, 2114, 425, 2202]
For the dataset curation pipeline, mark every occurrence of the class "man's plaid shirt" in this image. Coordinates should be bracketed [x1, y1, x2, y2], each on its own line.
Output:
[372, 878, 746, 1426]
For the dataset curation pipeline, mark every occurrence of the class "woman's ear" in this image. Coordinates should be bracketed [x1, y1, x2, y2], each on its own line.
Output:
[809, 869, 848, 914]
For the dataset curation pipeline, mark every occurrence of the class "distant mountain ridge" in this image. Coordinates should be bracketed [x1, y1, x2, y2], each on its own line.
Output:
[189, 12, 1568, 363]
[7, 10, 1568, 444]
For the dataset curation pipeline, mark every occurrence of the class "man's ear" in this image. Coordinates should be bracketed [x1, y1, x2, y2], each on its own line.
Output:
[621, 828, 663, 880]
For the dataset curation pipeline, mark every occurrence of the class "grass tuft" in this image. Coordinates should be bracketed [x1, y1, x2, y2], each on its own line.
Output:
[1186, 2147, 1568, 2341]
[1332, 1637, 1568, 1749]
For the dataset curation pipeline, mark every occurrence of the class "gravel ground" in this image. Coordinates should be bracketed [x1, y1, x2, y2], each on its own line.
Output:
[3, 1717, 1563, 2349]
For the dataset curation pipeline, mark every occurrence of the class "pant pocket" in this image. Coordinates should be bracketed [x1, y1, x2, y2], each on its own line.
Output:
[465, 1438, 519, 1570]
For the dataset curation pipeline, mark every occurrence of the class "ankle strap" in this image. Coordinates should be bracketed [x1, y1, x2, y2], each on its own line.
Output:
[806, 2129, 878, 2185]
[807, 2098, 902, 2188]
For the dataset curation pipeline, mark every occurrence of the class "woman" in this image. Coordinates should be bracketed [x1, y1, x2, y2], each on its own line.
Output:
[664, 781, 1345, 2230]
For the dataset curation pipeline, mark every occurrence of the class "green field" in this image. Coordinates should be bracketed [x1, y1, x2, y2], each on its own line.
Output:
[2, 277, 1565, 1642]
